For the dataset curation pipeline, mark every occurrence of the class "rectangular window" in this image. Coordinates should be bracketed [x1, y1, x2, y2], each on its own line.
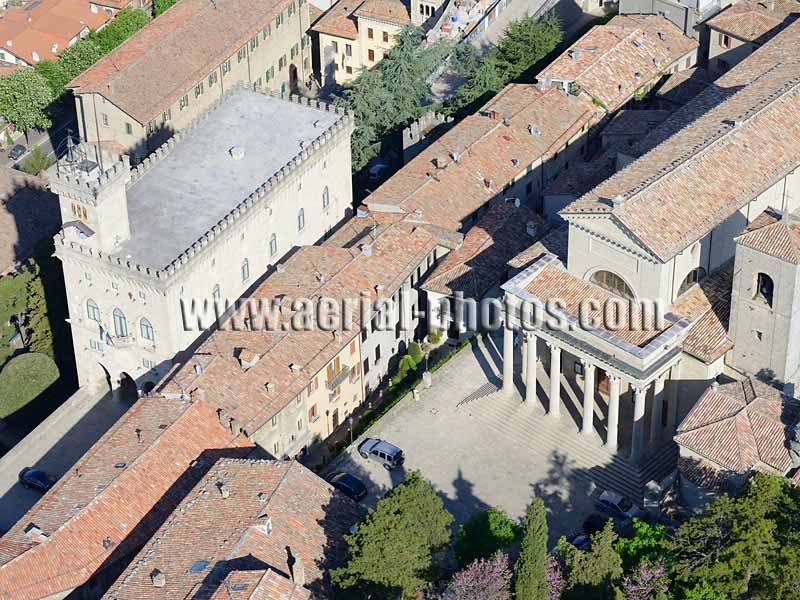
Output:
[179, 94, 189, 110]
[271, 416, 278, 428]
[194, 81, 203, 98]
[375, 345, 381, 362]
[279, 55, 287, 70]
[101, 113, 109, 126]
[208, 71, 218, 86]
[350, 340, 357, 354]
[346, 66, 353, 74]
[333, 61, 339, 71]
[273, 441, 280, 455]
[332, 40, 338, 53]
[297, 418, 303, 431]
[276, 13, 283, 28]
[222, 59, 231, 75]
[383, 51, 389, 60]
[263, 24, 271, 39]
[368, 49, 375, 62]
[237, 46, 247, 62]
[162, 108, 171, 123]
[250, 35, 258, 50]
[383, 31, 389, 42]
[720, 33, 731, 48]
[368, 27, 373, 39]
[124, 122, 132, 135]
[363, 358, 369, 374]
[308, 403, 318, 421]
[345, 43, 352, 57]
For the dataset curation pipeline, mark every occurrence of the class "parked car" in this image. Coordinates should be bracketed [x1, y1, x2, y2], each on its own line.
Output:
[357, 438, 404, 470]
[8, 144, 26, 161]
[368, 162, 388, 180]
[566, 532, 591, 550]
[19, 468, 56, 492]
[582, 513, 608, 535]
[595, 490, 642, 519]
[327, 471, 368, 501]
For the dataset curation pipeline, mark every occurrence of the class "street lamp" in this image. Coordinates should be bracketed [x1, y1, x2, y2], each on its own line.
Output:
[348, 415, 354, 446]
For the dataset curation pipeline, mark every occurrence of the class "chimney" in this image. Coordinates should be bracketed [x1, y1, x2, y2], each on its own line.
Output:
[361, 243, 373, 257]
[612, 195, 625, 208]
[135, 428, 143, 444]
[767, 0, 775, 10]
[150, 569, 166, 588]
[711, 380, 719, 391]
[218, 481, 230, 499]
[293, 551, 306, 586]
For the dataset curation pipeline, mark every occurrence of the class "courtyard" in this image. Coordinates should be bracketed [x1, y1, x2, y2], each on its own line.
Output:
[326, 331, 672, 544]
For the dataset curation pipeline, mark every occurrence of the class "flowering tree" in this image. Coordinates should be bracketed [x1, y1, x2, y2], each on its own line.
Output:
[443, 551, 512, 600]
[622, 560, 670, 600]
[546, 556, 565, 600]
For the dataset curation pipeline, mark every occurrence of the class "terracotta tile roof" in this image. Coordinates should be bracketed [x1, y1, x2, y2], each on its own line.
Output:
[0, 0, 111, 64]
[308, 3, 324, 25]
[541, 149, 616, 197]
[523, 263, 670, 347]
[0, 168, 60, 273]
[209, 569, 312, 600]
[366, 83, 599, 231]
[103, 459, 361, 600]
[354, 0, 409, 25]
[69, 0, 295, 123]
[653, 67, 711, 107]
[508, 224, 569, 270]
[421, 202, 542, 298]
[675, 377, 800, 474]
[677, 455, 730, 491]
[538, 15, 697, 112]
[602, 109, 671, 140]
[706, 0, 800, 43]
[162, 221, 439, 434]
[735, 207, 800, 263]
[310, 0, 358, 39]
[671, 262, 734, 364]
[0, 397, 252, 600]
[561, 21, 800, 261]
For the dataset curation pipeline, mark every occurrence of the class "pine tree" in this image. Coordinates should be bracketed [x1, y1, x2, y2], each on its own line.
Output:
[514, 498, 549, 600]
[332, 470, 453, 598]
[558, 520, 622, 599]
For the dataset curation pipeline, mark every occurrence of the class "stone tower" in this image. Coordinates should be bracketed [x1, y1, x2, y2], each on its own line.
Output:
[49, 149, 132, 254]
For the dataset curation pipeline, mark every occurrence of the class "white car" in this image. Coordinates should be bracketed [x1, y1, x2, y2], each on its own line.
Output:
[594, 490, 642, 519]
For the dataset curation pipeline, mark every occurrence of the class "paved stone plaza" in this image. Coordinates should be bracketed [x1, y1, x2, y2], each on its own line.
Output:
[328, 332, 664, 543]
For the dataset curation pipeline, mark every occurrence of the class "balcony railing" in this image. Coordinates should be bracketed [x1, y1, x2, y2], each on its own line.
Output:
[326, 365, 351, 391]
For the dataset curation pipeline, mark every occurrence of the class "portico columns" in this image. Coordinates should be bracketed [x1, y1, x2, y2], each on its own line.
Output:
[521, 334, 528, 380]
[606, 374, 620, 449]
[502, 324, 515, 395]
[547, 343, 561, 417]
[649, 374, 666, 445]
[524, 332, 537, 406]
[581, 360, 596, 435]
[630, 384, 649, 464]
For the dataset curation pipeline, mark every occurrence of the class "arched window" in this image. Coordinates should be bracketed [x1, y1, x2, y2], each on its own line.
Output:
[212, 284, 220, 304]
[297, 208, 305, 232]
[113, 308, 128, 337]
[590, 270, 634, 300]
[86, 299, 100, 321]
[241, 258, 250, 282]
[677, 267, 706, 297]
[322, 186, 330, 210]
[755, 272, 774, 307]
[269, 234, 277, 257]
[140, 318, 154, 341]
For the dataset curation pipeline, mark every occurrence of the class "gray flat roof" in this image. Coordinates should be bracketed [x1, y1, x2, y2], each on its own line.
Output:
[116, 90, 340, 269]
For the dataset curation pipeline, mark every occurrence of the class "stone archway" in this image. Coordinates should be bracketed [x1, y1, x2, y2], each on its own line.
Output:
[117, 372, 139, 403]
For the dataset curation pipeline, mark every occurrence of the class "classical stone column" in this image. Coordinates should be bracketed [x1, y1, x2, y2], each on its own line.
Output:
[606, 374, 621, 449]
[525, 332, 538, 406]
[502, 324, 515, 395]
[581, 360, 596, 435]
[630, 383, 649, 464]
[547, 343, 561, 417]
[521, 333, 528, 380]
[649, 374, 666, 445]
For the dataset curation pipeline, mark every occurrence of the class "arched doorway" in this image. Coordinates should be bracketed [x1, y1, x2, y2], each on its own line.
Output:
[117, 372, 139, 403]
[289, 64, 298, 94]
[91, 363, 113, 395]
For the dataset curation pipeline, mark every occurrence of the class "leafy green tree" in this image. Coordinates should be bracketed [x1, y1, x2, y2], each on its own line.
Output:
[454, 507, 521, 567]
[514, 498, 549, 600]
[34, 60, 69, 99]
[90, 8, 149, 54]
[57, 40, 103, 84]
[668, 475, 785, 598]
[682, 582, 730, 600]
[614, 519, 667, 572]
[333, 470, 453, 598]
[408, 341, 424, 366]
[558, 520, 622, 600]
[20, 146, 55, 175]
[0, 69, 54, 136]
[492, 12, 562, 82]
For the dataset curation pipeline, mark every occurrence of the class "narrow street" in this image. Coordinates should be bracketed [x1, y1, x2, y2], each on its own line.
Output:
[2, 112, 76, 169]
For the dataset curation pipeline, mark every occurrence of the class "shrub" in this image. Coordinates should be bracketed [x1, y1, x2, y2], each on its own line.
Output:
[20, 146, 55, 175]
[455, 507, 521, 567]
[408, 340, 424, 365]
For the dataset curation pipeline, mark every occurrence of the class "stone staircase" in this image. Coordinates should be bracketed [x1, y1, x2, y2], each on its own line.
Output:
[460, 389, 678, 503]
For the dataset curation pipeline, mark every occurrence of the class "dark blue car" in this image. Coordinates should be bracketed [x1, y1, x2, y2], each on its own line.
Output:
[327, 471, 368, 501]
[19, 468, 56, 492]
